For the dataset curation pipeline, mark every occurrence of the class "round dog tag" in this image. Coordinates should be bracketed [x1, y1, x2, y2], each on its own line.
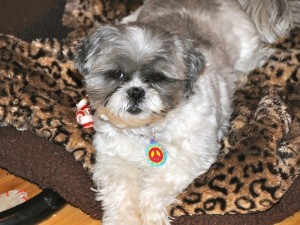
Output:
[145, 139, 167, 167]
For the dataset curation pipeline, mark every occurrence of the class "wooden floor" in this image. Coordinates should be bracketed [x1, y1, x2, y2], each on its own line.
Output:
[1, 168, 299, 225]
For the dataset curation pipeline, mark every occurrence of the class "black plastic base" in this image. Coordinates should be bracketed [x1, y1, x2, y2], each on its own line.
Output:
[0, 189, 66, 225]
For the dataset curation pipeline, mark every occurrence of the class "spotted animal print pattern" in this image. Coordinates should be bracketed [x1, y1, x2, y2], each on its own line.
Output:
[170, 29, 300, 216]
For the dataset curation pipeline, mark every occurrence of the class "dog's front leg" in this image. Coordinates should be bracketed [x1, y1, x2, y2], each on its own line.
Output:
[139, 149, 199, 225]
[92, 155, 142, 225]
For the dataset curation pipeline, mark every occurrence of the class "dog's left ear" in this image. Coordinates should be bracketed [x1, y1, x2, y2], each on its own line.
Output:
[182, 39, 206, 97]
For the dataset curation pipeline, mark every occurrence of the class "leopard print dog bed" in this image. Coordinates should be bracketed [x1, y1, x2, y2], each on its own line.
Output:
[0, 0, 299, 223]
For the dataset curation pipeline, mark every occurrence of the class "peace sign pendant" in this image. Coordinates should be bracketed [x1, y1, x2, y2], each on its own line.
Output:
[145, 139, 167, 167]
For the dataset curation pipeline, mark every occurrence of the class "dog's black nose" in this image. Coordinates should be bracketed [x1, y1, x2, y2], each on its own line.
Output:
[127, 87, 145, 100]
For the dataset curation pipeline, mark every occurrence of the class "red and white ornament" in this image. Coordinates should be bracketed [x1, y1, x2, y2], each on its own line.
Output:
[76, 98, 94, 129]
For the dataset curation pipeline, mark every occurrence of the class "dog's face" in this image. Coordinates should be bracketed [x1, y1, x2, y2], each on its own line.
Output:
[75, 23, 206, 128]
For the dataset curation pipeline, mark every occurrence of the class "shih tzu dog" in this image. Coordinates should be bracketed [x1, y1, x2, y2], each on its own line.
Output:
[75, 0, 299, 224]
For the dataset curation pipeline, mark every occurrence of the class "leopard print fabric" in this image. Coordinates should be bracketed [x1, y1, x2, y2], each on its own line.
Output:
[62, 0, 143, 46]
[170, 94, 296, 216]
[0, 0, 299, 217]
[0, 35, 95, 169]
[170, 30, 300, 216]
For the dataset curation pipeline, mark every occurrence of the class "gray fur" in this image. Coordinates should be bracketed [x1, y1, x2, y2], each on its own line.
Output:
[75, 0, 298, 120]
[75, 22, 206, 113]
[238, 0, 300, 43]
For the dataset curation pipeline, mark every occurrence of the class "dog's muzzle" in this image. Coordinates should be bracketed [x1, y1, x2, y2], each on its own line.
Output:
[127, 87, 145, 114]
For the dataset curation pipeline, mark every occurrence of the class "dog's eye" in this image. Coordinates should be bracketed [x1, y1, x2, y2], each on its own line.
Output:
[147, 72, 167, 83]
[108, 70, 127, 80]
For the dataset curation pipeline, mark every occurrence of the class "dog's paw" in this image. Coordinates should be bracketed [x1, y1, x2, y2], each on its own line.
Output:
[102, 216, 142, 225]
[142, 209, 171, 225]
[140, 200, 171, 225]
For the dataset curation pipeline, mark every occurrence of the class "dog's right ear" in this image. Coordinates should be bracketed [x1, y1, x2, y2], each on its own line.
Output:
[75, 37, 91, 76]
[74, 25, 120, 76]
